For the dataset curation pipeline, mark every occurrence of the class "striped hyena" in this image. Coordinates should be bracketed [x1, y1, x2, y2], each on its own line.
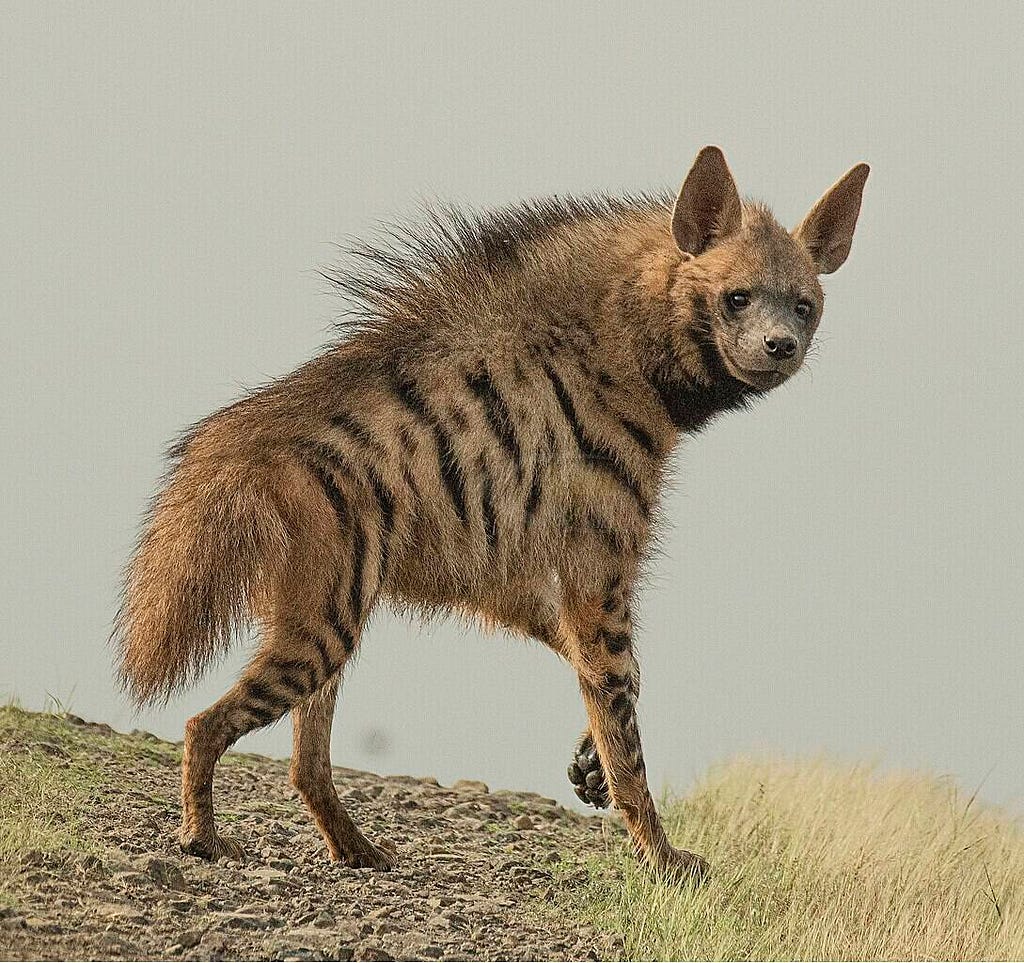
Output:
[115, 146, 868, 883]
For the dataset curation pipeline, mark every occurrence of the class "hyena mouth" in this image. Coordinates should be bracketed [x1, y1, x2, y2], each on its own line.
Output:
[718, 346, 787, 390]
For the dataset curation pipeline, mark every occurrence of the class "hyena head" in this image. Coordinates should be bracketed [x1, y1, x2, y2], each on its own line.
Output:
[669, 146, 869, 391]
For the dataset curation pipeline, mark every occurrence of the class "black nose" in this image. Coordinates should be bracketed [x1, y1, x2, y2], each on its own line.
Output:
[763, 332, 798, 360]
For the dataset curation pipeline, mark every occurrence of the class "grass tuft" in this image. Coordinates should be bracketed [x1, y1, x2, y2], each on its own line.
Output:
[0, 706, 101, 904]
[568, 757, 1024, 960]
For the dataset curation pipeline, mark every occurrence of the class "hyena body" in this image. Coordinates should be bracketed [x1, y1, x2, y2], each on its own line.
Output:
[116, 147, 868, 882]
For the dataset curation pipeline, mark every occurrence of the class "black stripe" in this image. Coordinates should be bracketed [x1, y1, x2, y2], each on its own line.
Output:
[541, 362, 649, 517]
[602, 672, 630, 691]
[367, 471, 395, 536]
[586, 510, 627, 553]
[620, 418, 658, 458]
[610, 692, 634, 720]
[465, 369, 524, 481]
[271, 659, 316, 697]
[246, 702, 281, 727]
[390, 374, 434, 427]
[246, 678, 287, 710]
[273, 670, 309, 699]
[479, 456, 498, 550]
[392, 375, 468, 524]
[602, 575, 622, 613]
[433, 420, 468, 524]
[349, 520, 366, 621]
[320, 423, 396, 582]
[331, 409, 386, 454]
[603, 631, 631, 654]
[363, 468, 395, 582]
[524, 464, 542, 523]
[292, 621, 335, 681]
[311, 461, 348, 526]
[312, 634, 335, 678]
[326, 590, 357, 654]
[592, 374, 658, 459]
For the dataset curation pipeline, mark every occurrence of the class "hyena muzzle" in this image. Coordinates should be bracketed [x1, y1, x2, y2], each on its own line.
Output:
[114, 146, 868, 884]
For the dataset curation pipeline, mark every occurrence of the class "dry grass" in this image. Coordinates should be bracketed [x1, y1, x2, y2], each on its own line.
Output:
[0, 707, 99, 903]
[571, 757, 1024, 960]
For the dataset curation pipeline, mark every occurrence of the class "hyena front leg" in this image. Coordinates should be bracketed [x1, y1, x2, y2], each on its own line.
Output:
[290, 680, 396, 869]
[561, 592, 708, 884]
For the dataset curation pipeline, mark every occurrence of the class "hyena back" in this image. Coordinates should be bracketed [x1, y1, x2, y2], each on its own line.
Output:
[115, 146, 868, 882]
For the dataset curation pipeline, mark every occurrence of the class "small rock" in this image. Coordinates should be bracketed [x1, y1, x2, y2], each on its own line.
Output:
[19, 850, 45, 867]
[355, 945, 393, 962]
[73, 853, 104, 873]
[451, 779, 489, 794]
[513, 814, 535, 831]
[177, 929, 204, 949]
[95, 903, 146, 924]
[110, 870, 152, 888]
[142, 857, 188, 891]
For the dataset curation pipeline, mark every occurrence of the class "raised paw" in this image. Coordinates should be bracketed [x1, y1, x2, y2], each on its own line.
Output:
[567, 732, 611, 809]
[652, 846, 710, 887]
[180, 830, 244, 862]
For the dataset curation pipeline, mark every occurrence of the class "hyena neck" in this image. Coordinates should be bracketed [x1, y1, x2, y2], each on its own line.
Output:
[609, 223, 759, 435]
[647, 288, 758, 433]
[645, 344, 754, 434]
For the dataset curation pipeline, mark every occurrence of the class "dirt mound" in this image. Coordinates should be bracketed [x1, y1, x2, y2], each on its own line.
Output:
[0, 710, 625, 961]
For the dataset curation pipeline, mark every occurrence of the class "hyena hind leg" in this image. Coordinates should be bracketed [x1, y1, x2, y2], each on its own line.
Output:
[290, 680, 396, 869]
[179, 614, 352, 861]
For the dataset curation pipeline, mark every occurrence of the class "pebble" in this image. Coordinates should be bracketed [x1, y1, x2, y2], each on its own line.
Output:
[451, 779, 489, 794]
[141, 856, 188, 891]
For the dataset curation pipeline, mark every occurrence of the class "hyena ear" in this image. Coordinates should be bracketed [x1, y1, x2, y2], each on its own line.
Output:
[671, 145, 743, 256]
[794, 163, 870, 274]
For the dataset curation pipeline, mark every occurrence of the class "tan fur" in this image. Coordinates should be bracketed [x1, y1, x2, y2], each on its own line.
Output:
[114, 147, 868, 880]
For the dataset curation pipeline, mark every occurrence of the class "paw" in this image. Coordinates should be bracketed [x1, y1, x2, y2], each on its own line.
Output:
[180, 831, 244, 862]
[337, 835, 398, 871]
[567, 732, 611, 809]
[652, 846, 710, 886]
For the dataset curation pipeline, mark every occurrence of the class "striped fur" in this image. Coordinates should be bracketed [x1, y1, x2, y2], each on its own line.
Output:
[113, 147, 868, 880]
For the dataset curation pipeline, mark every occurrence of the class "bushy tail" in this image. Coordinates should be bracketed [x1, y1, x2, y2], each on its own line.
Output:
[114, 433, 291, 706]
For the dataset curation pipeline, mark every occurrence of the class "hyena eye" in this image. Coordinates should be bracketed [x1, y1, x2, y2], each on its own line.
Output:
[795, 299, 812, 320]
[726, 291, 750, 311]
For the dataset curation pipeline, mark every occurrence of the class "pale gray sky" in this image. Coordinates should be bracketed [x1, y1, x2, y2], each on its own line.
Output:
[3, 1, 1022, 811]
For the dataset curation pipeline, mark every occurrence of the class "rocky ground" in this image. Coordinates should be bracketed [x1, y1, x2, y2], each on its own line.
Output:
[0, 710, 626, 961]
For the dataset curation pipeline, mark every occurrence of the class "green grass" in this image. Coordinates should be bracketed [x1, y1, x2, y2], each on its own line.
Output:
[0, 707, 104, 904]
[566, 757, 1024, 960]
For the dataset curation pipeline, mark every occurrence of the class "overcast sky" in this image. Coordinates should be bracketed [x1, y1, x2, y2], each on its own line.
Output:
[3, 1, 1022, 813]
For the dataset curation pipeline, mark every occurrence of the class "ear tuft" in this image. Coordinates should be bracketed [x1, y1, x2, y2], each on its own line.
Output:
[671, 146, 743, 256]
[794, 163, 870, 274]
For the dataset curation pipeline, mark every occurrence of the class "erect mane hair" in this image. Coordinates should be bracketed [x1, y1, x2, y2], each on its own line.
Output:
[321, 191, 672, 334]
